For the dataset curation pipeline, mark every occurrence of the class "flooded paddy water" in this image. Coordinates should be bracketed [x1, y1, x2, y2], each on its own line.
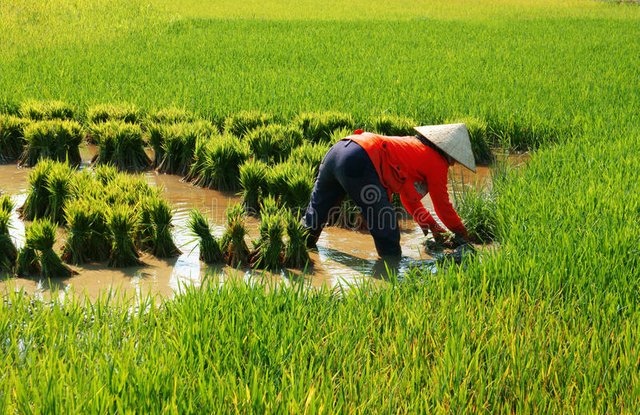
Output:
[0, 149, 527, 301]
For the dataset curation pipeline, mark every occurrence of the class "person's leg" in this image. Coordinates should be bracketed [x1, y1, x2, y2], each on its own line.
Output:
[304, 142, 347, 246]
[333, 141, 402, 257]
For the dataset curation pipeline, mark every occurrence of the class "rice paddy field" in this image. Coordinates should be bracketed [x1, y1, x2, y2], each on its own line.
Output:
[1, 0, 640, 412]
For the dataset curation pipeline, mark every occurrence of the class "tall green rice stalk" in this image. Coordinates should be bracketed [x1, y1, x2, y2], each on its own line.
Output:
[147, 107, 197, 125]
[293, 112, 355, 143]
[250, 212, 285, 271]
[245, 124, 303, 163]
[0, 115, 29, 162]
[223, 110, 274, 138]
[284, 210, 310, 269]
[91, 121, 151, 172]
[18, 100, 74, 121]
[19, 120, 83, 167]
[189, 136, 248, 191]
[239, 159, 268, 214]
[221, 204, 250, 267]
[188, 209, 223, 264]
[106, 205, 142, 267]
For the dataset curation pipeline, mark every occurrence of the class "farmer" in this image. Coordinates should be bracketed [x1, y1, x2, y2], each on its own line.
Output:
[304, 123, 476, 257]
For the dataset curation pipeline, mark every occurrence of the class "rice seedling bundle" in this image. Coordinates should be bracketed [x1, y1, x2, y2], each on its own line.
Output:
[19, 120, 83, 167]
[157, 121, 216, 175]
[239, 159, 268, 214]
[326, 198, 363, 229]
[221, 204, 250, 267]
[283, 209, 310, 269]
[188, 209, 223, 264]
[267, 161, 315, 211]
[0, 114, 30, 162]
[18, 100, 74, 121]
[44, 162, 74, 224]
[288, 142, 330, 175]
[452, 184, 497, 243]
[369, 114, 417, 136]
[91, 121, 151, 172]
[445, 115, 494, 165]
[92, 163, 119, 186]
[328, 127, 354, 145]
[86, 103, 143, 124]
[139, 196, 181, 258]
[21, 159, 55, 220]
[223, 110, 274, 138]
[61, 199, 110, 264]
[189, 135, 248, 191]
[293, 112, 355, 143]
[0, 199, 17, 273]
[250, 212, 285, 271]
[245, 124, 303, 163]
[106, 204, 142, 267]
[22, 218, 74, 278]
[259, 195, 281, 218]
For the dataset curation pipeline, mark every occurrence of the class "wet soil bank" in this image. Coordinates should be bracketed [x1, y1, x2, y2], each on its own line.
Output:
[0, 150, 527, 300]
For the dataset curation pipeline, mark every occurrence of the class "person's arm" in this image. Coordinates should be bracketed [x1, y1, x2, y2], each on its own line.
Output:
[426, 166, 469, 240]
[399, 182, 446, 235]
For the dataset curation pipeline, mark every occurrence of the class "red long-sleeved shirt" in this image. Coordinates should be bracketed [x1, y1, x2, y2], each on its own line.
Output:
[347, 132, 467, 236]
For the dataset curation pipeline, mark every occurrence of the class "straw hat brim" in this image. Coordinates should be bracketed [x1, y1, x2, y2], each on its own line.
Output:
[414, 123, 477, 172]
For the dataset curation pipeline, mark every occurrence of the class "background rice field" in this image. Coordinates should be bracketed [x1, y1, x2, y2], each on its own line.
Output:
[1, 0, 640, 411]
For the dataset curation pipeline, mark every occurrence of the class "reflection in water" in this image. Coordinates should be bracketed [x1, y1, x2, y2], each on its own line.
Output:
[168, 207, 202, 294]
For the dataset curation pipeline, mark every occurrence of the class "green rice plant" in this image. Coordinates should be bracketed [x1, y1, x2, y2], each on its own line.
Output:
[328, 127, 355, 145]
[0, 115, 30, 162]
[106, 204, 142, 267]
[157, 121, 216, 175]
[44, 162, 74, 224]
[451, 183, 497, 243]
[15, 247, 39, 276]
[267, 161, 315, 211]
[289, 142, 330, 175]
[188, 209, 223, 264]
[326, 198, 363, 229]
[91, 121, 151, 172]
[259, 195, 281, 218]
[139, 197, 180, 258]
[293, 111, 355, 143]
[21, 159, 54, 220]
[24, 218, 74, 278]
[369, 114, 417, 136]
[147, 107, 197, 124]
[61, 199, 110, 265]
[19, 120, 83, 167]
[86, 103, 143, 124]
[245, 124, 303, 163]
[223, 110, 274, 138]
[250, 212, 285, 271]
[92, 163, 119, 186]
[188, 135, 248, 191]
[0, 208, 17, 273]
[147, 122, 165, 167]
[283, 209, 310, 269]
[239, 159, 269, 214]
[0, 193, 14, 215]
[445, 115, 494, 165]
[221, 203, 250, 267]
[18, 100, 74, 121]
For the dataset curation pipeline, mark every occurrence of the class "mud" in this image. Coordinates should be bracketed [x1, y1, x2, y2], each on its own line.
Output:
[0, 149, 528, 300]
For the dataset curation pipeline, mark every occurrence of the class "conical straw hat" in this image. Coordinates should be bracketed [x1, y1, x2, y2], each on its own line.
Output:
[414, 123, 476, 173]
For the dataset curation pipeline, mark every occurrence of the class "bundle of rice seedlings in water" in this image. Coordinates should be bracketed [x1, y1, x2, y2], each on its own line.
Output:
[0, 203, 17, 273]
[250, 212, 285, 271]
[157, 121, 216, 175]
[245, 124, 303, 163]
[188, 209, 223, 264]
[370, 114, 416, 136]
[139, 197, 180, 258]
[293, 112, 355, 143]
[267, 162, 315, 211]
[106, 205, 142, 267]
[147, 122, 165, 167]
[283, 210, 310, 269]
[44, 162, 74, 224]
[259, 195, 280, 218]
[86, 103, 143, 125]
[18, 100, 74, 121]
[91, 121, 151, 172]
[189, 136, 248, 191]
[21, 159, 54, 220]
[452, 184, 497, 243]
[92, 163, 119, 186]
[16, 247, 39, 276]
[62, 199, 110, 264]
[289, 142, 330, 175]
[221, 204, 250, 267]
[327, 198, 362, 229]
[25, 218, 74, 278]
[19, 120, 83, 167]
[0, 115, 30, 163]
[445, 116, 494, 165]
[147, 107, 197, 125]
[239, 159, 268, 215]
[223, 110, 274, 138]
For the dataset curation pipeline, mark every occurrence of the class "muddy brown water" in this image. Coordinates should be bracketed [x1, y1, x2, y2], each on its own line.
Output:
[0, 149, 528, 301]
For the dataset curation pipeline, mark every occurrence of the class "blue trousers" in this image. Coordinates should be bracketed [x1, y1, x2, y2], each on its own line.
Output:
[304, 140, 401, 257]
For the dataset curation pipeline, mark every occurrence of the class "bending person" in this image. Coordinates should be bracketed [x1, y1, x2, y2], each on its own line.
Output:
[304, 123, 476, 257]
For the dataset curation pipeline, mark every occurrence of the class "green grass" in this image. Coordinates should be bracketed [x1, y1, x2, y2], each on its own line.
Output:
[1, 0, 640, 411]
